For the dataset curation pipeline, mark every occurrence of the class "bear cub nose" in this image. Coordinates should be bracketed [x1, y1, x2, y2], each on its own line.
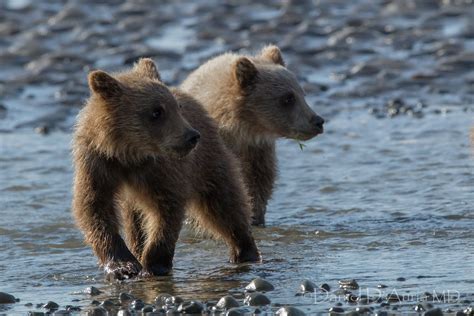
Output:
[311, 115, 325, 131]
[185, 129, 201, 146]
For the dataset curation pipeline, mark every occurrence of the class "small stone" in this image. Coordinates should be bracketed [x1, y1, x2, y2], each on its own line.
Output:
[25, 302, 33, 307]
[424, 308, 444, 316]
[226, 307, 255, 316]
[355, 307, 372, 314]
[387, 293, 402, 302]
[142, 305, 154, 313]
[170, 296, 184, 305]
[245, 277, 274, 292]
[320, 283, 331, 292]
[0, 292, 16, 304]
[87, 307, 107, 316]
[377, 284, 388, 288]
[84, 286, 102, 296]
[329, 307, 345, 314]
[276, 306, 306, 316]
[456, 311, 467, 316]
[216, 295, 240, 309]
[396, 277, 406, 282]
[43, 301, 59, 310]
[117, 309, 131, 316]
[376, 312, 389, 316]
[346, 293, 358, 303]
[155, 294, 172, 306]
[244, 292, 271, 306]
[27, 312, 45, 316]
[91, 300, 100, 306]
[53, 310, 70, 315]
[299, 280, 316, 293]
[177, 301, 205, 314]
[119, 292, 134, 304]
[130, 299, 145, 310]
[99, 300, 115, 311]
[339, 279, 359, 290]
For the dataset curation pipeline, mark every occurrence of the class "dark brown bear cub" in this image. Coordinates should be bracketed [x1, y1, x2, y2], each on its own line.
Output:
[181, 45, 325, 226]
[72, 58, 260, 279]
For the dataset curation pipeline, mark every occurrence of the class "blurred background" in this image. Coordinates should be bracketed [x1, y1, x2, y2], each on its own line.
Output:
[1, 0, 474, 314]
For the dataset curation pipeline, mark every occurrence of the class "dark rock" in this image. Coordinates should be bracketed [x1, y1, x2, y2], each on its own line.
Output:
[177, 301, 205, 314]
[245, 277, 274, 292]
[377, 284, 388, 288]
[276, 306, 306, 316]
[43, 301, 59, 310]
[216, 295, 240, 309]
[329, 306, 345, 314]
[130, 299, 145, 310]
[226, 306, 255, 316]
[346, 293, 358, 303]
[87, 307, 108, 316]
[53, 310, 70, 315]
[83, 286, 102, 296]
[142, 305, 154, 314]
[155, 294, 172, 306]
[320, 283, 331, 292]
[424, 308, 444, 316]
[396, 277, 406, 281]
[338, 279, 359, 290]
[117, 309, 132, 316]
[99, 300, 115, 311]
[299, 280, 316, 293]
[119, 292, 134, 304]
[244, 292, 271, 306]
[0, 292, 16, 304]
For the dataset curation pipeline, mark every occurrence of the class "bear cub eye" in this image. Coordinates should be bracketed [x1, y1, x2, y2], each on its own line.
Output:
[281, 92, 296, 107]
[151, 107, 164, 120]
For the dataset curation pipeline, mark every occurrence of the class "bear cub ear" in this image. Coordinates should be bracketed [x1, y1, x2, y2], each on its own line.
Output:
[134, 58, 161, 81]
[88, 70, 123, 99]
[260, 45, 285, 66]
[234, 57, 259, 90]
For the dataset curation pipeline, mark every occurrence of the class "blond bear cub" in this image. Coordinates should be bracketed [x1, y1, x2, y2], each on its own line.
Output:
[72, 59, 260, 279]
[181, 45, 325, 226]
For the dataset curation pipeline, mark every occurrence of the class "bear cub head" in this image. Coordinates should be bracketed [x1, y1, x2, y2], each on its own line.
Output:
[234, 45, 324, 141]
[87, 58, 200, 160]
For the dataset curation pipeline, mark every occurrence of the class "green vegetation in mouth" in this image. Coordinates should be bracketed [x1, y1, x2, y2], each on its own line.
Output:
[296, 140, 306, 151]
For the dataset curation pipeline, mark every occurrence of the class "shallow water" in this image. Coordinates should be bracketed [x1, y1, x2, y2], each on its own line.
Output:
[1, 0, 474, 315]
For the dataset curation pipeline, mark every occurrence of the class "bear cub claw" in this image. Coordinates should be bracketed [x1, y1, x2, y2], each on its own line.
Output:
[104, 260, 142, 280]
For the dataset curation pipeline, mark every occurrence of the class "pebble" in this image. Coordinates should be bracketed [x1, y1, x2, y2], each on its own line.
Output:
[320, 283, 331, 292]
[329, 306, 345, 314]
[53, 310, 70, 315]
[117, 309, 132, 316]
[177, 301, 205, 314]
[244, 292, 271, 306]
[27, 313, 45, 316]
[119, 292, 134, 304]
[424, 308, 444, 316]
[142, 305, 154, 314]
[43, 301, 59, 310]
[396, 277, 406, 282]
[276, 306, 306, 316]
[216, 295, 240, 309]
[299, 280, 316, 293]
[0, 292, 16, 304]
[87, 307, 108, 316]
[245, 277, 274, 292]
[155, 294, 172, 306]
[339, 279, 359, 290]
[130, 299, 145, 310]
[99, 300, 115, 311]
[226, 306, 255, 316]
[83, 286, 102, 296]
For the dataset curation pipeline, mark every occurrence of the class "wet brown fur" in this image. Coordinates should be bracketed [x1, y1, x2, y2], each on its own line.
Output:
[181, 45, 324, 226]
[72, 59, 260, 278]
